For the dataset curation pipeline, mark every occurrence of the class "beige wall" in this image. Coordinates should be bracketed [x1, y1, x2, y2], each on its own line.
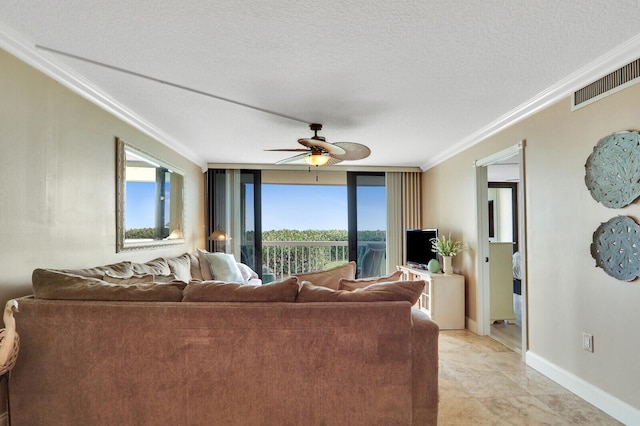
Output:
[423, 83, 640, 409]
[0, 49, 206, 307]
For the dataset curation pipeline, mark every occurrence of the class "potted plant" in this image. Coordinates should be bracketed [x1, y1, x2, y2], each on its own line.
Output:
[430, 233, 465, 274]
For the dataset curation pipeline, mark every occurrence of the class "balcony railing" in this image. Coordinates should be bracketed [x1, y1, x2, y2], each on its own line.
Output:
[262, 240, 349, 280]
[261, 240, 386, 281]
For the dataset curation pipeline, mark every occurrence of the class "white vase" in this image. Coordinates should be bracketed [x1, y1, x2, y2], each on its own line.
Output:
[442, 256, 453, 274]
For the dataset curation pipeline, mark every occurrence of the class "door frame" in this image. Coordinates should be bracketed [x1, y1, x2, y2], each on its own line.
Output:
[474, 141, 528, 357]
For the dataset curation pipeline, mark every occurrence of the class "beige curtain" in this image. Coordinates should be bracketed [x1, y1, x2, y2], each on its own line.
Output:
[386, 173, 403, 272]
[402, 172, 422, 264]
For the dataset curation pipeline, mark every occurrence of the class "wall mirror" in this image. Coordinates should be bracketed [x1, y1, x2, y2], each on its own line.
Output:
[116, 137, 185, 252]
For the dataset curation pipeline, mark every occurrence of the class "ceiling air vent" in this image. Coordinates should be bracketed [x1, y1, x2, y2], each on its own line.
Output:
[572, 58, 640, 111]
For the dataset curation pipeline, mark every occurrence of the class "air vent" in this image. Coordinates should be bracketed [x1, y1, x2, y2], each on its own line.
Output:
[572, 58, 640, 110]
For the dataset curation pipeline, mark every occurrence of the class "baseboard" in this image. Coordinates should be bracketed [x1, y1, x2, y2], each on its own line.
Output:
[465, 316, 478, 334]
[526, 351, 640, 425]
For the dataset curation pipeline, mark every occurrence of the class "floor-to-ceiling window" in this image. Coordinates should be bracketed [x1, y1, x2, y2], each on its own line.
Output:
[209, 169, 388, 279]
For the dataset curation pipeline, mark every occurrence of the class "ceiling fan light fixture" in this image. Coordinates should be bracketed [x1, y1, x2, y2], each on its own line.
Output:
[304, 153, 330, 166]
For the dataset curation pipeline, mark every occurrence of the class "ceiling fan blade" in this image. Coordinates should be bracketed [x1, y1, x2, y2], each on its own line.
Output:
[329, 142, 371, 161]
[325, 157, 344, 166]
[298, 138, 347, 155]
[275, 153, 309, 164]
[265, 148, 310, 152]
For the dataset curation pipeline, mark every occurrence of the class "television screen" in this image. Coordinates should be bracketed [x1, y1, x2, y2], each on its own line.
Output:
[405, 228, 438, 268]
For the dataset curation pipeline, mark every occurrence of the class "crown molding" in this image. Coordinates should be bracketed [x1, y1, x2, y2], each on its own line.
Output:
[421, 33, 640, 171]
[0, 22, 207, 171]
[207, 162, 422, 173]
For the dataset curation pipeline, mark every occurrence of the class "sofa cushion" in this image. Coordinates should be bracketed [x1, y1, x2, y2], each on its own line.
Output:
[296, 280, 424, 304]
[292, 261, 356, 290]
[32, 268, 185, 302]
[164, 254, 193, 283]
[338, 269, 404, 290]
[60, 261, 133, 279]
[132, 258, 171, 276]
[182, 277, 299, 302]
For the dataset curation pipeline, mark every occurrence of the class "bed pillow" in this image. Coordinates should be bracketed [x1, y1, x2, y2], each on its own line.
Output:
[182, 277, 299, 302]
[338, 269, 403, 290]
[201, 252, 245, 283]
[292, 261, 356, 290]
[32, 268, 185, 302]
[296, 280, 424, 304]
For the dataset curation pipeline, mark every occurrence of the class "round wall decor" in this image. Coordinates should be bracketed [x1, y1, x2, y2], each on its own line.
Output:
[591, 215, 640, 281]
[585, 131, 640, 208]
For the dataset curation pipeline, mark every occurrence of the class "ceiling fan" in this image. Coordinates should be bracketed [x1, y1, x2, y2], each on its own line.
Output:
[266, 123, 371, 166]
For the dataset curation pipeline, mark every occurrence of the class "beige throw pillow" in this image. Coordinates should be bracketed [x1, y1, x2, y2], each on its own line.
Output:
[188, 252, 204, 281]
[197, 249, 214, 280]
[103, 273, 154, 284]
[338, 269, 404, 290]
[32, 268, 185, 302]
[296, 280, 425, 304]
[132, 258, 171, 276]
[182, 277, 299, 302]
[60, 261, 133, 279]
[292, 261, 356, 290]
[164, 254, 193, 283]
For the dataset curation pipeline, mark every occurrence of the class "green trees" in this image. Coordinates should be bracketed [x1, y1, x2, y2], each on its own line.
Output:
[261, 229, 385, 275]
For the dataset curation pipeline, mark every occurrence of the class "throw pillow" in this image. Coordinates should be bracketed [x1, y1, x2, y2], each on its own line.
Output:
[61, 261, 133, 279]
[32, 268, 185, 302]
[202, 252, 245, 283]
[338, 269, 404, 290]
[237, 262, 259, 282]
[164, 254, 193, 283]
[296, 280, 425, 304]
[197, 248, 214, 280]
[182, 277, 299, 302]
[103, 272, 154, 284]
[292, 261, 356, 290]
[132, 258, 171, 276]
[188, 252, 204, 281]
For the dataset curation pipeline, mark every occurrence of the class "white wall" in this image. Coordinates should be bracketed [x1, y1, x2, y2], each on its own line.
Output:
[423, 82, 640, 412]
[0, 49, 206, 307]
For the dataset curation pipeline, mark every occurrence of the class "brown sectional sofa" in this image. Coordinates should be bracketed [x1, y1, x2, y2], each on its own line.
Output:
[10, 253, 439, 425]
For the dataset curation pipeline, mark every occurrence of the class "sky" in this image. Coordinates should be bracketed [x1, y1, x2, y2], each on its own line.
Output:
[126, 182, 170, 229]
[261, 184, 386, 231]
[126, 182, 386, 231]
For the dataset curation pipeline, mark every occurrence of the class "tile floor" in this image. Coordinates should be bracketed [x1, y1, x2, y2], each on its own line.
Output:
[438, 330, 622, 425]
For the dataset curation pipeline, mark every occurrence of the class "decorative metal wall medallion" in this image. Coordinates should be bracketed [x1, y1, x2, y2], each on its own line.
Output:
[585, 131, 640, 208]
[591, 216, 640, 281]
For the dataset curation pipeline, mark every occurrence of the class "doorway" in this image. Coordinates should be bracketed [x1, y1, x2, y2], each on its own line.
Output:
[474, 142, 527, 356]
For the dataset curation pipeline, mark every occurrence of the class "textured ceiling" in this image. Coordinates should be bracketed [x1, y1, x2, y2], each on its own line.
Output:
[2, 0, 640, 169]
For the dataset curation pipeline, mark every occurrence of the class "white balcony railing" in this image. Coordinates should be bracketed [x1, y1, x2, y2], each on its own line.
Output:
[262, 240, 348, 280]
[261, 240, 386, 281]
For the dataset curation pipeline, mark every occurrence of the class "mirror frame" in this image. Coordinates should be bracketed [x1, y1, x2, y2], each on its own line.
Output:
[116, 137, 186, 252]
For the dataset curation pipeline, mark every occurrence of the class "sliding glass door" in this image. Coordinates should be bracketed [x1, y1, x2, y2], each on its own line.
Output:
[347, 172, 387, 278]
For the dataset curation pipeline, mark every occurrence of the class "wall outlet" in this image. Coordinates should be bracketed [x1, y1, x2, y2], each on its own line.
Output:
[582, 332, 594, 352]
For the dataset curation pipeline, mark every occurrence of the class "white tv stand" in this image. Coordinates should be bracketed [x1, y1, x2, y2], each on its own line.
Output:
[398, 265, 465, 330]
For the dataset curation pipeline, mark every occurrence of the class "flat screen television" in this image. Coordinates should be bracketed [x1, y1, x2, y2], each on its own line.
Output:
[405, 228, 439, 269]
